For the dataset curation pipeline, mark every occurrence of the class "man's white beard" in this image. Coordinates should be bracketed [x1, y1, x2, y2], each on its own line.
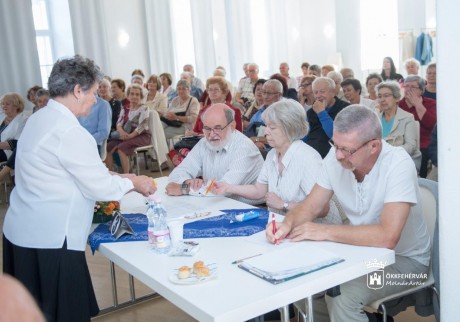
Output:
[205, 134, 231, 152]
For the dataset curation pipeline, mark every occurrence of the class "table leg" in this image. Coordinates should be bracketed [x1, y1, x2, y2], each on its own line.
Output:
[110, 260, 119, 306]
[307, 295, 314, 322]
[279, 305, 290, 322]
[129, 274, 136, 301]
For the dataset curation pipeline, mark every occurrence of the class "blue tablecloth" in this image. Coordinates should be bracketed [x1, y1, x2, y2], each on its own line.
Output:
[88, 213, 147, 254]
[183, 208, 269, 239]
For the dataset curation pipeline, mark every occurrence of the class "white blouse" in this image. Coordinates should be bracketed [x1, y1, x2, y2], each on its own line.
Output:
[3, 99, 134, 251]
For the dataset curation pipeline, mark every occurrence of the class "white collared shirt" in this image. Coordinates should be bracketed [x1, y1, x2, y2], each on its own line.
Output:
[168, 130, 264, 204]
[4, 99, 134, 251]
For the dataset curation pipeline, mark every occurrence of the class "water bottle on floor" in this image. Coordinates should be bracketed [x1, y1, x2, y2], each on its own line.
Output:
[151, 196, 171, 254]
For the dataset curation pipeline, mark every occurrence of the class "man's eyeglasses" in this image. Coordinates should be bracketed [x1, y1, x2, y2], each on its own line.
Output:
[203, 120, 232, 134]
[328, 138, 377, 157]
[261, 91, 280, 96]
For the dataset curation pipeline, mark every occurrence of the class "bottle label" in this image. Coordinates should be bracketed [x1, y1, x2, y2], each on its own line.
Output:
[148, 228, 155, 245]
[154, 229, 171, 249]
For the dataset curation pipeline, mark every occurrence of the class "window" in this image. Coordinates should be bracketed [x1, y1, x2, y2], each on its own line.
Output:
[32, 0, 54, 87]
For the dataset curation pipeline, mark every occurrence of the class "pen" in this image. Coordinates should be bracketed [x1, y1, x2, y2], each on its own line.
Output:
[272, 213, 278, 245]
[232, 253, 262, 264]
[204, 178, 216, 196]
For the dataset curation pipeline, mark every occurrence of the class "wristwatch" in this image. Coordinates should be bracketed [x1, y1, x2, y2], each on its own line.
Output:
[282, 202, 289, 212]
[255, 137, 260, 142]
[181, 182, 189, 195]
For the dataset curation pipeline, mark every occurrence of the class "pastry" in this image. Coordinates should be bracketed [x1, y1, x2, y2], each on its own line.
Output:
[193, 261, 204, 274]
[178, 266, 191, 279]
[195, 267, 210, 278]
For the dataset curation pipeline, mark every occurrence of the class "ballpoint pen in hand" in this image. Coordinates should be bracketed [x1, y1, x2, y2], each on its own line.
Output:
[271, 213, 278, 245]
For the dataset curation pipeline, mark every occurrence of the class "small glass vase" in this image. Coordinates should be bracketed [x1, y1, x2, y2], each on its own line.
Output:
[92, 212, 114, 224]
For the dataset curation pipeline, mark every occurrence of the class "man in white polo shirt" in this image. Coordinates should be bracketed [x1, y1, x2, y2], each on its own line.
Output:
[267, 105, 430, 322]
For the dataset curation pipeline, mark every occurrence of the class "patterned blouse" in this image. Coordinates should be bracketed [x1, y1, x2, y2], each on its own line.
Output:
[116, 104, 150, 134]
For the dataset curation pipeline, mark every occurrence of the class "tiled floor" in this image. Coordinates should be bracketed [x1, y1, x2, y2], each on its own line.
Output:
[0, 160, 436, 322]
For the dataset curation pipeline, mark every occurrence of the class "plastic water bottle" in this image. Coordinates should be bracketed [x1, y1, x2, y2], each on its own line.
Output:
[151, 196, 171, 254]
[146, 195, 158, 248]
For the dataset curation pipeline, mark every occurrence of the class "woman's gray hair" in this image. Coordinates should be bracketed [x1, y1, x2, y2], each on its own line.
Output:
[375, 80, 402, 99]
[334, 105, 382, 141]
[313, 77, 336, 90]
[326, 71, 343, 84]
[262, 99, 308, 142]
[404, 75, 426, 92]
[127, 84, 145, 100]
[176, 79, 191, 91]
[48, 55, 103, 98]
[99, 78, 111, 88]
[404, 58, 421, 70]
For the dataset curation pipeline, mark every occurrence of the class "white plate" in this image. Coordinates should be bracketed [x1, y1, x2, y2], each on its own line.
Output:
[169, 264, 218, 285]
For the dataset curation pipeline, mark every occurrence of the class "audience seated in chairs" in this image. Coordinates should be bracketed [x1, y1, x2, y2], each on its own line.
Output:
[377, 81, 422, 171]
[161, 79, 199, 141]
[105, 84, 151, 173]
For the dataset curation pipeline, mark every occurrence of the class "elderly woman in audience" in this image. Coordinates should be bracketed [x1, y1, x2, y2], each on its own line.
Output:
[341, 78, 376, 110]
[399, 75, 437, 178]
[326, 71, 345, 100]
[190, 77, 242, 135]
[423, 63, 436, 100]
[98, 78, 121, 134]
[404, 58, 421, 76]
[106, 84, 150, 173]
[308, 64, 321, 77]
[376, 81, 421, 170]
[297, 75, 316, 111]
[160, 72, 177, 103]
[380, 56, 404, 82]
[364, 73, 383, 101]
[26, 85, 42, 112]
[213, 100, 342, 223]
[111, 79, 129, 108]
[0, 93, 28, 163]
[243, 79, 266, 130]
[35, 88, 50, 111]
[161, 79, 199, 140]
[270, 73, 297, 101]
[321, 65, 335, 77]
[145, 74, 167, 114]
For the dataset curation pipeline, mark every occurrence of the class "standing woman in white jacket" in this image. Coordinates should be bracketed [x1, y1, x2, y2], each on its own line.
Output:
[0, 92, 28, 162]
[3, 55, 157, 322]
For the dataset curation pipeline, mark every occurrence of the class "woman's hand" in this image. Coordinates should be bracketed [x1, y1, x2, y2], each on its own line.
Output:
[164, 111, 177, 120]
[265, 192, 284, 210]
[130, 175, 157, 196]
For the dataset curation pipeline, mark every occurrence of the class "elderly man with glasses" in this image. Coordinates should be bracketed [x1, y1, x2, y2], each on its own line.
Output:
[166, 103, 263, 204]
[267, 105, 430, 322]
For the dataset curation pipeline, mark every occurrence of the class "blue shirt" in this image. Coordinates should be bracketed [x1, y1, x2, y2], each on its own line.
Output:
[78, 96, 111, 146]
[381, 115, 395, 139]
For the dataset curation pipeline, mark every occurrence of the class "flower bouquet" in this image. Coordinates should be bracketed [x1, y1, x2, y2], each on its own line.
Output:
[93, 201, 120, 223]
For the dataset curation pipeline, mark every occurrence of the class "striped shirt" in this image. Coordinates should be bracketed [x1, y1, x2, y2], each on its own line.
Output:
[168, 130, 264, 204]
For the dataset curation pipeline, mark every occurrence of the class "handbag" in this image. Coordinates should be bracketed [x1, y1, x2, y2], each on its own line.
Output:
[161, 98, 192, 127]
[173, 135, 202, 150]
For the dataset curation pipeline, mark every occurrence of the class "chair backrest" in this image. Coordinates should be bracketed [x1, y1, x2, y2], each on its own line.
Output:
[418, 177, 438, 239]
[149, 110, 169, 165]
[414, 121, 420, 150]
[100, 139, 108, 161]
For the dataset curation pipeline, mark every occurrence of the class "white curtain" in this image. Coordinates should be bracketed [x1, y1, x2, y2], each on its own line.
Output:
[144, 0, 176, 77]
[68, 0, 111, 75]
[0, 0, 42, 99]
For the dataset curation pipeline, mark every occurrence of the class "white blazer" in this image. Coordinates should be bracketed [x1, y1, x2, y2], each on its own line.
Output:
[0, 112, 28, 158]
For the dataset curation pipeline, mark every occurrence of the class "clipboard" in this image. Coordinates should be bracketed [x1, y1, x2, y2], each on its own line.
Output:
[238, 257, 344, 284]
[236, 242, 345, 284]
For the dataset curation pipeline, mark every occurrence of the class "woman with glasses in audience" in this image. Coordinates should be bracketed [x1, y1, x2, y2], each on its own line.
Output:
[399, 75, 437, 178]
[106, 84, 151, 173]
[376, 81, 422, 170]
[298, 75, 316, 111]
[161, 79, 199, 140]
[243, 79, 266, 130]
[380, 57, 404, 82]
[189, 77, 242, 135]
[145, 74, 167, 114]
[213, 99, 343, 223]
[364, 73, 383, 101]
